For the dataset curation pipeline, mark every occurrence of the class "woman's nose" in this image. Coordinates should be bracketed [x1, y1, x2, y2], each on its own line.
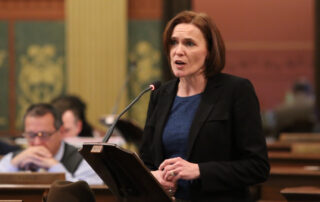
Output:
[175, 44, 184, 55]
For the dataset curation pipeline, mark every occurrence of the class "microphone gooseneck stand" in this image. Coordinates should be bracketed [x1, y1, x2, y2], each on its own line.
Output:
[102, 85, 153, 143]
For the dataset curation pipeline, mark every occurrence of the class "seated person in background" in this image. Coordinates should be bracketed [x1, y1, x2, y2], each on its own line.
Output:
[51, 95, 100, 137]
[273, 79, 316, 138]
[0, 103, 103, 185]
[61, 108, 85, 138]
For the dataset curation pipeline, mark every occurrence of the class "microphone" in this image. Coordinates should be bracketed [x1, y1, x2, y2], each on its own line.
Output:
[102, 81, 161, 142]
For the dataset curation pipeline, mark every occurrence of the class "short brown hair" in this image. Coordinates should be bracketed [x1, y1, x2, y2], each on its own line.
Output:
[163, 10, 225, 77]
[23, 103, 62, 130]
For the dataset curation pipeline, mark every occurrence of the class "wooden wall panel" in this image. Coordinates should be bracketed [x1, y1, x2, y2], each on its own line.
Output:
[194, 0, 314, 110]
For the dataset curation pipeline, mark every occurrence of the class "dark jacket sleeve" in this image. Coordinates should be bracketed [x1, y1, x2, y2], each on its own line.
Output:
[198, 79, 270, 192]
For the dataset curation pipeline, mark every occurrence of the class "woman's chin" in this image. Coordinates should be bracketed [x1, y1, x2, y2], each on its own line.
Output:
[172, 70, 185, 78]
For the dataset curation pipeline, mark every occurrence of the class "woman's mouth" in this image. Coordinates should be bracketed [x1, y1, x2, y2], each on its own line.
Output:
[174, 60, 186, 68]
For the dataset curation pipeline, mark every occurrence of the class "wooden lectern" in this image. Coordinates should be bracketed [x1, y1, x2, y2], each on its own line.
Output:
[79, 143, 172, 202]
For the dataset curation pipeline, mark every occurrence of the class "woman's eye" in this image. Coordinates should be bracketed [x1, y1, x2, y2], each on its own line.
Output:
[170, 40, 177, 45]
[185, 41, 195, 46]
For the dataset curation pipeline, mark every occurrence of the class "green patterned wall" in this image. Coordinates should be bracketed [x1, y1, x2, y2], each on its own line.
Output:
[128, 20, 162, 127]
[0, 22, 9, 131]
[15, 21, 66, 129]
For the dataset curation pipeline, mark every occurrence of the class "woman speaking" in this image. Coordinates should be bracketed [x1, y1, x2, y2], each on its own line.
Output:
[140, 10, 269, 202]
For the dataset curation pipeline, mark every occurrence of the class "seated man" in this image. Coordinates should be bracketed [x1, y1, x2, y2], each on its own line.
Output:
[0, 103, 103, 185]
[273, 79, 316, 137]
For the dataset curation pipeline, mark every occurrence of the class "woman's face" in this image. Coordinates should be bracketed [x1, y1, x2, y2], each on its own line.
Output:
[170, 23, 208, 79]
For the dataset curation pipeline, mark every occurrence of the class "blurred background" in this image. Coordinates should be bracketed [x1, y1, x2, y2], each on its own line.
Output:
[0, 0, 317, 140]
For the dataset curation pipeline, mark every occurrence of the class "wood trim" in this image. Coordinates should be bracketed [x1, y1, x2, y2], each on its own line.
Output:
[0, 0, 64, 20]
[128, 0, 162, 19]
[315, 1, 320, 121]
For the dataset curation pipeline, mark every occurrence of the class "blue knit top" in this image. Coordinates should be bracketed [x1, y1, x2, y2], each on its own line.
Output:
[162, 93, 201, 200]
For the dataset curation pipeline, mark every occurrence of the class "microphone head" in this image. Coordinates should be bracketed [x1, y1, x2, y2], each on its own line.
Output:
[150, 81, 161, 91]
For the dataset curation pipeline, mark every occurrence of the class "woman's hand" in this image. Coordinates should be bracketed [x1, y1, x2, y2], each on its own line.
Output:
[151, 170, 177, 196]
[159, 157, 200, 181]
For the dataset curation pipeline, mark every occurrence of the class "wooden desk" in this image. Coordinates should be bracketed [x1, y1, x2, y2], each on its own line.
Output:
[0, 201, 22, 202]
[267, 142, 291, 152]
[281, 186, 320, 201]
[0, 172, 65, 184]
[259, 166, 320, 201]
[0, 184, 116, 202]
[279, 133, 320, 142]
[268, 152, 320, 166]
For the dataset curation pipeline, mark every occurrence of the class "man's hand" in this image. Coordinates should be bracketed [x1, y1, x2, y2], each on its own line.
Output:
[11, 146, 58, 170]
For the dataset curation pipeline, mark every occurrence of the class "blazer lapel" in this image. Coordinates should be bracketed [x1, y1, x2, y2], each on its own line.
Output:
[153, 79, 179, 165]
[186, 74, 224, 159]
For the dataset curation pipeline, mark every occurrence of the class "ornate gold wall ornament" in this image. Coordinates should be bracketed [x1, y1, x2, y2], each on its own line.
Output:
[129, 40, 161, 126]
[16, 44, 64, 128]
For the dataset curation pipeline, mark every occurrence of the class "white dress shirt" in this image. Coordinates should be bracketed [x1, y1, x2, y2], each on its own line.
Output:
[0, 142, 104, 185]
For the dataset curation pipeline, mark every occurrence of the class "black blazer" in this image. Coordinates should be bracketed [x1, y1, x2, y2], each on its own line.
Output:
[140, 73, 270, 201]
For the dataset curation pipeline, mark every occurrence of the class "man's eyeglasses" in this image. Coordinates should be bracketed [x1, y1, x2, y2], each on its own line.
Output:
[22, 131, 57, 141]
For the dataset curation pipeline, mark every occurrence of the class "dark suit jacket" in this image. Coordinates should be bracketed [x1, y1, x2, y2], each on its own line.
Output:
[0, 140, 20, 155]
[140, 73, 270, 201]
